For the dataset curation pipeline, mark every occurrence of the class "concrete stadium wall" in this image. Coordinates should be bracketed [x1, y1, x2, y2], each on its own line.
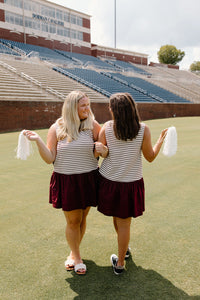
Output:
[0, 101, 200, 133]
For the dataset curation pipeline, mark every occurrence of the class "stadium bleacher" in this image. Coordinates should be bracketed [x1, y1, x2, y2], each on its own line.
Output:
[0, 38, 198, 104]
[106, 59, 152, 76]
[53, 67, 157, 102]
[0, 39, 73, 64]
[105, 72, 190, 103]
[0, 41, 21, 56]
[55, 49, 118, 70]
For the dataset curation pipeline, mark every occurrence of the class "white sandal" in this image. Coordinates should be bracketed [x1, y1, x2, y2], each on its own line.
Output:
[65, 257, 75, 271]
[74, 263, 87, 275]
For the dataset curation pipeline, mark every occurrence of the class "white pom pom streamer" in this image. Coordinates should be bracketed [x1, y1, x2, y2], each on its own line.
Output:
[162, 126, 177, 157]
[16, 130, 33, 160]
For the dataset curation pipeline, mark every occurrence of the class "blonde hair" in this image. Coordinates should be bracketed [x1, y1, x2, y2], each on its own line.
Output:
[57, 91, 94, 141]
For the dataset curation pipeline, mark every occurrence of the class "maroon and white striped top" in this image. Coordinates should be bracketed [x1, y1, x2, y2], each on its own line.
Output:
[53, 129, 98, 175]
[100, 121, 145, 182]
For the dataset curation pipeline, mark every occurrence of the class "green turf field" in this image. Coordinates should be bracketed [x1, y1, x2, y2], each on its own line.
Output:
[0, 117, 200, 300]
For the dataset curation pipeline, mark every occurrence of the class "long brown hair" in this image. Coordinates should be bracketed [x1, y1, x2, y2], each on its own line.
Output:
[109, 93, 140, 141]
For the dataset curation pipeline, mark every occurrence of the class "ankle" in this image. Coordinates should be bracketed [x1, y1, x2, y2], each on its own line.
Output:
[117, 260, 124, 267]
[69, 251, 74, 260]
[74, 258, 83, 265]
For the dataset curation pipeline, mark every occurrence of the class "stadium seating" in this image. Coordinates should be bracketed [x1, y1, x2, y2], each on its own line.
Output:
[53, 67, 157, 102]
[0, 41, 21, 56]
[0, 38, 198, 103]
[0, 39, 73, 64]
[0, 62, 55, 101]
[55, 49, 117, 70]
[0, 57, 108, 102]
[105, 72, 190, 103]
[106, 59, 152, 76]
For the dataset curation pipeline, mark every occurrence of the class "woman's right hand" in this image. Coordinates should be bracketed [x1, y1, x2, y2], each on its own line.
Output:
[23, 130, 40, 142]
[94, 142, 109, 158]
[23, 125, 57, 164]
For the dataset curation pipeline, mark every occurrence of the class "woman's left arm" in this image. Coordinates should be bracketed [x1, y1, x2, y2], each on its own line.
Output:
[92, 120, 102, 142]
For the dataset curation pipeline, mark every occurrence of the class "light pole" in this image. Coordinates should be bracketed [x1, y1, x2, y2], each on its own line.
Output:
[22, 0, 26, 44]
[114, 0, 116, 48]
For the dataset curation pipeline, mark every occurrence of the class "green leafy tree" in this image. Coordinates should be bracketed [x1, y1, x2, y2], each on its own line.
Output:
[157, 45, 185, 65]
[190, 61, 200, 71]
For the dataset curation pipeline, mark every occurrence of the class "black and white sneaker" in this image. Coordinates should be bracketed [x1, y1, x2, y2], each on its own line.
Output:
[125, 247, 131, 260]
[110, 254, 125, 275]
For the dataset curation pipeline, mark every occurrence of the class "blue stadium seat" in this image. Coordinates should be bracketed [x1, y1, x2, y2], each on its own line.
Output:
[0, 39, 21, 56]
[0, 38, 190, 103]
[106, 59, 151, 76]
[0, 39, 72, 64]
[55, 50, 117, 70]
[107, 73, 190, 103]
[53, 67, 157, 102]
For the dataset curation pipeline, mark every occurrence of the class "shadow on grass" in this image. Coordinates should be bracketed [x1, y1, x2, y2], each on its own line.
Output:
[65, 257, 200, 300]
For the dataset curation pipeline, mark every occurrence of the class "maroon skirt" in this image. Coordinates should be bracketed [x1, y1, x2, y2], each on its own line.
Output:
[98, 174, 145, 219]
[49, 169, 99, 211]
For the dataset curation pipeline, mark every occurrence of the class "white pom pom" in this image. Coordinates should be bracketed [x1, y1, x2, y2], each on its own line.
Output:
[162, 126, 177, 157]
[16, 130, 33, 160]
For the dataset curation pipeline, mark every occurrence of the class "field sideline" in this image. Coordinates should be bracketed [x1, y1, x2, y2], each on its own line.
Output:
[0, 117, 200, 300]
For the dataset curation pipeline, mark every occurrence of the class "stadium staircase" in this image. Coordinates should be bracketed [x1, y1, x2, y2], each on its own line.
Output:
[0, 60, 56, 102]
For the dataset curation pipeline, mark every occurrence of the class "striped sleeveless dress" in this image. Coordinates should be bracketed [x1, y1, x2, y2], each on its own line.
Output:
[49, 129, 99, 211]
[98, 121, 145, 218]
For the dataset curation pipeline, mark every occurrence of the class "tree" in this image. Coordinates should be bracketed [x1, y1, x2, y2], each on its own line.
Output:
[157, 45, 185, 65]
[190, 61, 200, 71]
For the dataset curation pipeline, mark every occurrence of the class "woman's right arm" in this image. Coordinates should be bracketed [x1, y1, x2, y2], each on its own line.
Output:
[23, 123, 57, 164]
[94, 123, 109, 158]
[142, 124, 168, 163]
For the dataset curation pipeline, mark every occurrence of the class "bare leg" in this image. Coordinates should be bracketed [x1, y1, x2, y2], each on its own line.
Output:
[80, 206, 90, 243]
[113, 217, 118, 233]
[113, 217, 132, 267]
[64, 207, 90, 270]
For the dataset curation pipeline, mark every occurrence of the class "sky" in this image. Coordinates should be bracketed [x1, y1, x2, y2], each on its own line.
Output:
[48, 0, 200, 70]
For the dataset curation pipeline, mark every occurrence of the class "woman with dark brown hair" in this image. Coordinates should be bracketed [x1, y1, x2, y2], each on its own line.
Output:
[95, 93, 167, 275]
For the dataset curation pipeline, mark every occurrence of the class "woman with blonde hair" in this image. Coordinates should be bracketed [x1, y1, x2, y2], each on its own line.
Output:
[24, 91, 102, 275]
[95, 93, 167, 275]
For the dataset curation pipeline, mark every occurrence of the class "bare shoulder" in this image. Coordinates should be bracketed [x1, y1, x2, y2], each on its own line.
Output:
[93, 119, 101, 130]
[47, 123, 57, 142]
[143, 123, 151, 137]
[98, 121, 110, 135]
[48, 123, 57, 133]
[102, 120, 111, 130]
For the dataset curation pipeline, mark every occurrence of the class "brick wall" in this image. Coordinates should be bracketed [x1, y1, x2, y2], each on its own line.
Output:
[149, 62, 179, 69]
[0, 101, 200, 133]
[0, 9, 4, 21]
[0, 28, 91, 55]
[91, 48, 148, 65]
[83, 32, 90, 43]
[82, 18, 90, 29]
